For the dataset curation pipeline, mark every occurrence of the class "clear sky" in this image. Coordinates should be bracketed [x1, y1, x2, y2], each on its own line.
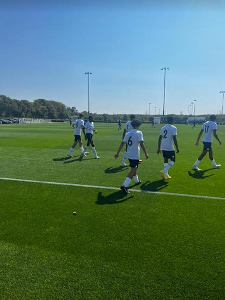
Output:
[1, 0, 225, 115]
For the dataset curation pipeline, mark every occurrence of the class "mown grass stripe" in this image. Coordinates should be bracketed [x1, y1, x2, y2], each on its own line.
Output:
[1, 177, 225, 201]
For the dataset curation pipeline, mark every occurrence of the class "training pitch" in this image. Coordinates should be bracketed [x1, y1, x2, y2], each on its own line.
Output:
[0, 122, 225, 299]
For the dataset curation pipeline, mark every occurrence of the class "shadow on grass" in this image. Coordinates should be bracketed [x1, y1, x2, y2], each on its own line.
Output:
[96, 191, 133, 205]
[105, 166, 128, 173]
[52, 156, 73, 162]
[140, 180, 169, 192]
[188, 168, 215, 179]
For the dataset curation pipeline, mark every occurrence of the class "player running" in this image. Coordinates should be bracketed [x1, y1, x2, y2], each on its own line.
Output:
[115, 119, 148, 194]
[121, 114, 136, 166]
[157, 116, 179, 180]
[82, 116, 100, 159]
[192, 115, 222, 170]
[67, 114, 87, 157]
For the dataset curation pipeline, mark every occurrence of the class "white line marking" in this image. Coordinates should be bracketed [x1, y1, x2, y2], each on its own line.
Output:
[0, 177, 225, 201]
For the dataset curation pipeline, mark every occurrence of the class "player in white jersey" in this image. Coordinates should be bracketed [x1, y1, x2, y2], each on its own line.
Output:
[157, 117, 179, 180]
[115, 119, 148, 194]
[121, 114, 136, 166]
[192, 115, 222, 170]
[67, 114, 87, 157]
[82, 116, 99, 159]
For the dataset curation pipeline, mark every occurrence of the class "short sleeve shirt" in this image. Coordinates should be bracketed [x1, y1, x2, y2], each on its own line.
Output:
[123, 129, 144, 160]
[202, 121, 217, 143]
[85, 121, 94, 134]
[160, 124, 177, 151]
[124, 121, 133, 133]
[74, 119, 84, 135]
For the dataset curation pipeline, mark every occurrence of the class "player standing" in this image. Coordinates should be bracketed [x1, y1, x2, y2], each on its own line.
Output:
[118, 119, 122, 131]
[192, 115, 222, 170]
[157, 116, 179, 179]
[121, 114, 136, 166]
[67, 114, 86, 157]
[115, 119, 148, 194]
[82, 116, 100, 159]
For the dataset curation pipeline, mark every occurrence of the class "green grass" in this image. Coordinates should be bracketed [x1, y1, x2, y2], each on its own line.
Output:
[0, 122, 225, 299]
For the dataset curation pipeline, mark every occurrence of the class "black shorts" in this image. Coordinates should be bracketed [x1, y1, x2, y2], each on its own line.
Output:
[162, 150, 175, 160]
[86, 133, 93, 142]
[203, 142, 212, 151]
[74, 135, 81, 142]
[129, 159, 139, 168]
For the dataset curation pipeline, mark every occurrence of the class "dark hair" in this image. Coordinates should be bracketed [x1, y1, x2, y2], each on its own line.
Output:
[88, 116, 93, 122]
[167, 116, 173, 124]
[79, 114, 84, 118]
[210, 115, 216, 121]
[131, 119, 141, 128]
[130, 114, 136, 120]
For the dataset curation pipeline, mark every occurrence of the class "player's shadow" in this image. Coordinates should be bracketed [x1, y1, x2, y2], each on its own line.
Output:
[63, 156, 84, 164]
[52, 156, 72, 162]
[96, 191, 133, 205]
[140, 180, 169, 192]
[105, 166, 128, 173]
[188, 168, 215, 179]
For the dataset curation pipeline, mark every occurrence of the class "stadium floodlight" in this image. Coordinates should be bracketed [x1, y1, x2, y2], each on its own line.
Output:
[193, 100, 197, 123]
[84, 72, 92, 115]
[155, 106, 157, 116]
[219, 91, 225, 114]
[161, 67, 169, 116]
[149, 103, 151, 115]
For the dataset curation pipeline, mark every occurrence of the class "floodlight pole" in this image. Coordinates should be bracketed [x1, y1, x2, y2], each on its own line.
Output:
[161, 67, 169, 117]
[85, 72, 92, 115]
[149, 102, 151, 115]
[193, 99, 197, 123]
[219, 91, 225, 114]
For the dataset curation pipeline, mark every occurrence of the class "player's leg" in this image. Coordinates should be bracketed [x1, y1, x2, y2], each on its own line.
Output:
[68, 139, 78, 157]
[121, 144, 128, 166]
[193, 143, 208, 170]
[161, 152, 175, 179]
[120, 160, 140, 193]
[91, 140, 100, 159]
[209, 148, 221, 169]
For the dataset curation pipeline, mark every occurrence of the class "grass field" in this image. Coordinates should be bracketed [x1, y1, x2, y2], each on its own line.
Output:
[0, 122, 225, 299]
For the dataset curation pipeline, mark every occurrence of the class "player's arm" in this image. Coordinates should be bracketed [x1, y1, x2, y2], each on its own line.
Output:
[122, 129, 126, 140]
[115, 141, 125, 159]
[72, 123, 75, 128]
[173, 135, 179, 153]
[195, 129, 204, 145]
[213, 129, 222, 145]
[140, 141, 148, 159]
[157, 135, 162, 154]
[81, 125, 86, 136]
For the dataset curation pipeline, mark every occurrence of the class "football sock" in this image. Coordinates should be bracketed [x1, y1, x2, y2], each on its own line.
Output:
[133, 175, 139, 183]
[80, 147, 84, 153]
[123, 177, 131, 187]
[68, 147, 74, 155]
[163, 161, 174, 173]
[211, 159, 216, 166]
[82, 146, 88, 155]
[194, 159, 201, 166]
[92, 147, 98, 157]
[164, 163, 168, 176]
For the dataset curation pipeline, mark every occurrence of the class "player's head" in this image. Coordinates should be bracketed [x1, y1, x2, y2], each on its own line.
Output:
[210, 115, 216, 121]
[131, 119, 141, 129]
[79, 114, 84, 119]
[130, 114, 136, 120]
[167, 116, 173, 124]
[88, 115, 93, 122]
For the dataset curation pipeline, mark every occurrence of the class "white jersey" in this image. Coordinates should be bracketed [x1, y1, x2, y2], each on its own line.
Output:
[123, 129, 144, 160]
[160, 124, 177, 151]
[124, 121, 133, 133]
[202, 121, 217, 143]
[85, 121, 94, 134]
[74, 119, 84, 135]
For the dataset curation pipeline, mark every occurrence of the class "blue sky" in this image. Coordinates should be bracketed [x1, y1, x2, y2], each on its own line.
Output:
[1, 0, 225, 115]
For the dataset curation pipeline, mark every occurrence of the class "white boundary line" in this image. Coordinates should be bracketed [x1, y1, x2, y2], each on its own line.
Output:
[0, 177, 225, 201]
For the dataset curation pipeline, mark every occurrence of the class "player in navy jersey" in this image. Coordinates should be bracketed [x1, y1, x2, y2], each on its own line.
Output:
[192, 115, 222, 170]
[115, 119, 148, 194]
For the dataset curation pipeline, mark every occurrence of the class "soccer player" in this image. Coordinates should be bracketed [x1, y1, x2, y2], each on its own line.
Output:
[121, 114, 136, 166]
[82, 116, 100, 159]
[118, 119, 122, 131]
[115, 119, 148, 194]
[157, 116, 179, 180]
[67, 114, 86, 157]
[192, 115, 222, 170]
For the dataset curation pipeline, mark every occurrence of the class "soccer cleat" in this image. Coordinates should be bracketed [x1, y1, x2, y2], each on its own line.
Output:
[213, 164, 221, 169]
[192, 165, 201, 171]
[160, 170, 166, 180]
[165, 175, 171, 179]
[135, 181, 142, 186]
[82, 152, 89, 157]
[121, 163, 128, 167]
[95, 156, 100, 159]
[67, 154, 73, 158]
[120, 186, 130, 194]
